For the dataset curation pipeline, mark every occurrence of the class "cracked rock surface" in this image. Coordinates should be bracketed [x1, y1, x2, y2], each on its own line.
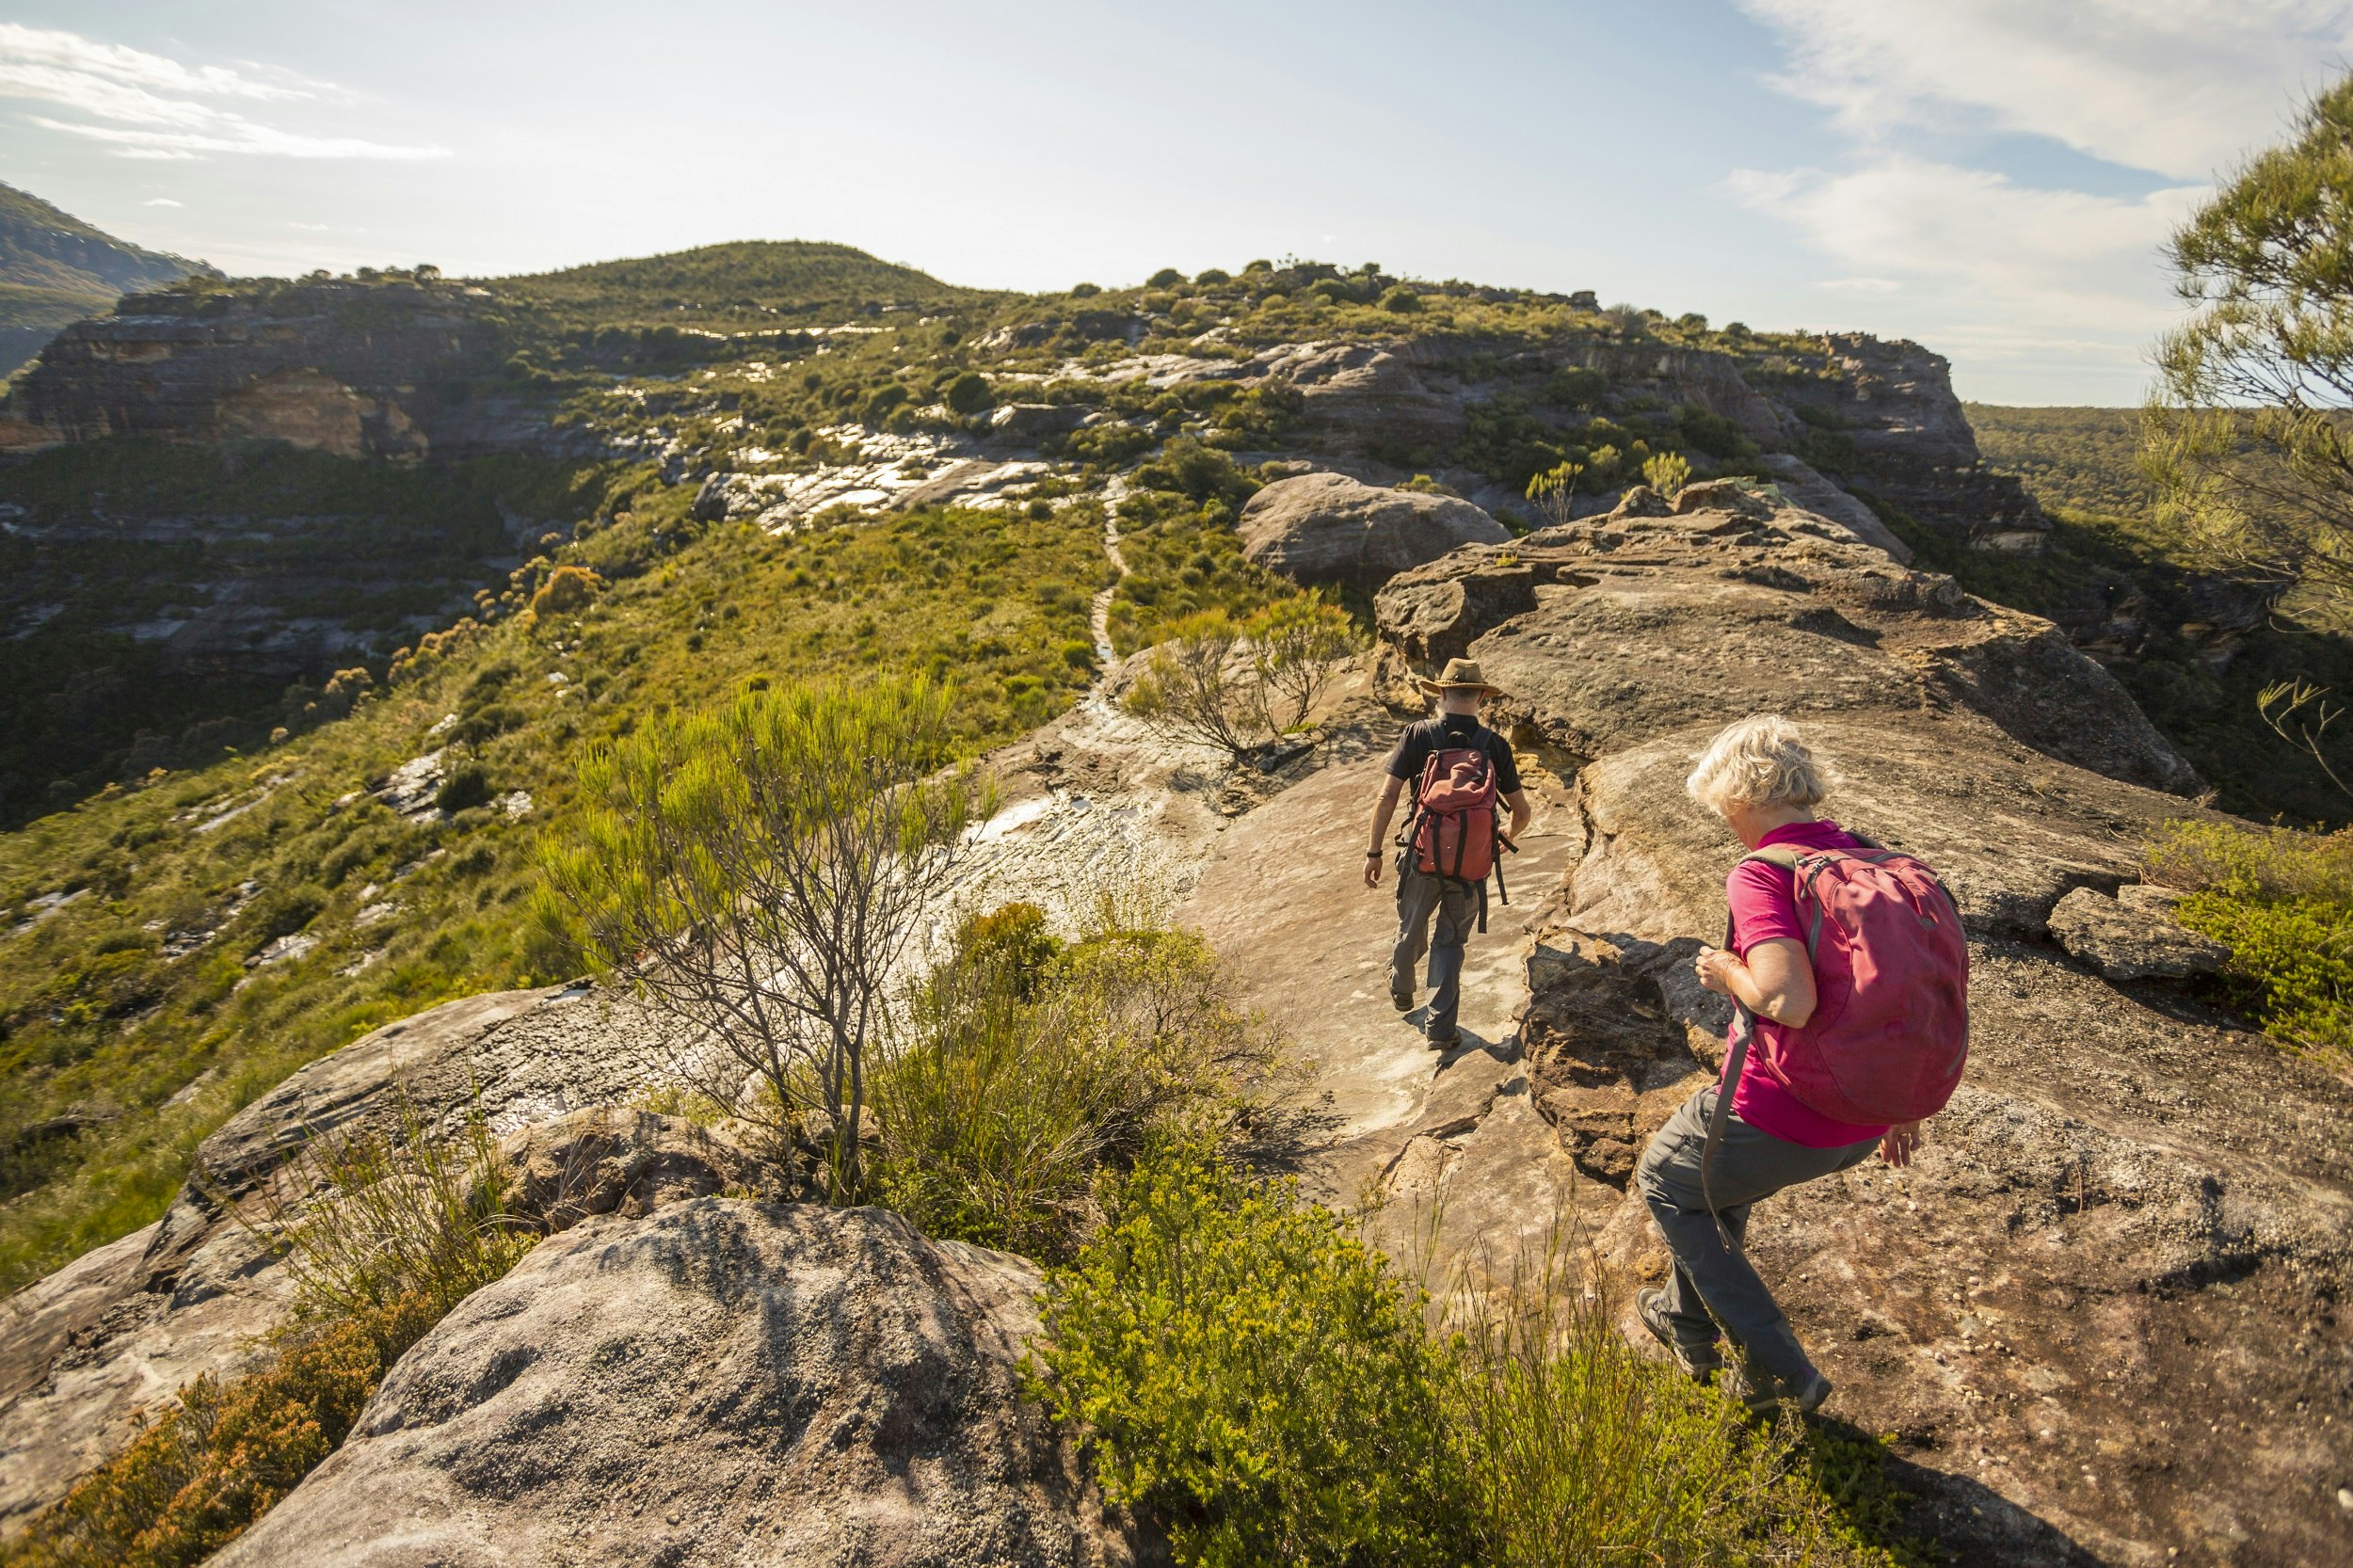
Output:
[209, 1201, 1157, 1568]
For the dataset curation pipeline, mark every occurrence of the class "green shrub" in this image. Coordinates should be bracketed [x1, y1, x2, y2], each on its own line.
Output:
[1147, 268, 1185, 289]
[2148, 819, 2353, 1068]
[1038, 1144, 1909, 1568]
[942, 370, 994, 415]
[1070, 282, 1102, 298]
[872, 922, 1275, 1262]
[435, 760, 493, 814]
[1034, 1142, 1462, 1567]
[1194, 268, 1231, 286]
[1378, 284, 1423, 313]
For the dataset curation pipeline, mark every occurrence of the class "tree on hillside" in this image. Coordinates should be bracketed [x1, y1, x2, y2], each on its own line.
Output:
[2146, 73, 2353, 619]
[536, 676, 992, 1192]
[1122, 596, 1362, 760]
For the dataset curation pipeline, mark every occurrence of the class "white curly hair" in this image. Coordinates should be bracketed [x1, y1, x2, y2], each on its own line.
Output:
[1685, 714, 1836, 817]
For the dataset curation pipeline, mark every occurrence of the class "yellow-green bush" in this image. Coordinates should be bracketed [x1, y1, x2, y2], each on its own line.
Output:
[2148, 819, 2353, 1068]
[872, 913, 1278, 1262]
[1036, 1143, 1911, 1568]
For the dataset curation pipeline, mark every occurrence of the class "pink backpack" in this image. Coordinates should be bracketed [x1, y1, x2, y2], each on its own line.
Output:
[1705, 837, 1969, 1228]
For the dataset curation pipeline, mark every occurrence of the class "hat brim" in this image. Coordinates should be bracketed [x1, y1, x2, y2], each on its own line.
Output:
[1417, 678, 1503, 696]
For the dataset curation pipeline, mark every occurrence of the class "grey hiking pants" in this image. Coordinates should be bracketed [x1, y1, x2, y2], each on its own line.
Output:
[1390, 853, 1477, 1040]
[1634, 1085, 1880, 1388]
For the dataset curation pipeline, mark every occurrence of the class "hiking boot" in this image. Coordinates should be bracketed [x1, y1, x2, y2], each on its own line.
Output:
[1391, 990, 1415, 1012]
[1635, 1288, 1722, 1381]
[1427, 1030, 1462, 1050]
[1723, 1360, 1832, 1417]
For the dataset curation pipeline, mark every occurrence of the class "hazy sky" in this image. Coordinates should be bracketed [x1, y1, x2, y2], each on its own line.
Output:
[2, 1, 2346, 403]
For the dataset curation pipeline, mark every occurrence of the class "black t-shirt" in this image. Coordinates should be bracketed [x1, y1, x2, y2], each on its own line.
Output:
[1385, 714, 1521, 804]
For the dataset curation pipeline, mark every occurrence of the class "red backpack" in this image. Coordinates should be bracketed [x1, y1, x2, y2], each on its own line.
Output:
[1705, 838, 1970, 1224]
[1409, 739, 1514, 929]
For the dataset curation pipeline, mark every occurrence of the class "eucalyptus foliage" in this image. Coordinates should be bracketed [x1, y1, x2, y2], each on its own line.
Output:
[2147, 73, 2353, 620]
[536, 676, 991, 1188]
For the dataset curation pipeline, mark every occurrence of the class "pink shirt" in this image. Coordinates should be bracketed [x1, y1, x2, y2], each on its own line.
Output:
[1723, 819, 1890, 1149]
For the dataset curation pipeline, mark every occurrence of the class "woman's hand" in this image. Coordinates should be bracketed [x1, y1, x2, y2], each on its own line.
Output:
[1879, 1121, 1925, 1167]
[1694, 945, 1740, 997]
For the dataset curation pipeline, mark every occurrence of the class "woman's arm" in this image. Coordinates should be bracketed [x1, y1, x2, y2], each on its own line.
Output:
[1694, 937, 1817, 1027]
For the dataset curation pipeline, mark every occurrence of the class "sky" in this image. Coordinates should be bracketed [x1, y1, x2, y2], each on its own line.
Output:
[0, 1, 2346, 404]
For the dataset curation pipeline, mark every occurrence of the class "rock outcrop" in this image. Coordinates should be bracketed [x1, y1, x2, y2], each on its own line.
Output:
[0, 278, 580, 459]
[2045, 885, 2232, 982]
[209, 1200, 1155, 1568]
[1239, 472, 1511, 593]
[0, 984, 700, 1533]
[1756, 453, 1914, 564]
[1309, 496, 2349, 1564]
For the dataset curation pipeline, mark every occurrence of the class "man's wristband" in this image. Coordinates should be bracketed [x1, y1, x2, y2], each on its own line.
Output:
[1366, 849, 1382, 858]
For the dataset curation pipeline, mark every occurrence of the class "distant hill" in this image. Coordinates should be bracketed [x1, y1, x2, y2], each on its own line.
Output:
[489, 239, 997, 330]
[1962, 403, 2150, 519]
[0, 183, 215, 378]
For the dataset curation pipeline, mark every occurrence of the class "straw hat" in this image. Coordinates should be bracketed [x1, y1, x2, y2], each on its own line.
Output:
[1416, 657, 1503, 696]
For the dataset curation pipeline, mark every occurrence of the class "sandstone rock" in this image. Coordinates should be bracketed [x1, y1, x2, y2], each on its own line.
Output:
[209, 1201, 1154, 1568]
[2045, 886, 2230, 982]
[988, 402, 1092, 440]
[1347, 499, 2349, 1561]
[1279, 343, 1470, 455]
[1757, 453, 1914, 564]
[0, 984, 705, 1532]
[691, 472, 731, 522]
[1240, 472, 1510, 594]
[496, 1108, 767, 1232]
[1377, 504, 2202, 797]
[1669, 478, 1775, 519]
[3, 279, 588, 460]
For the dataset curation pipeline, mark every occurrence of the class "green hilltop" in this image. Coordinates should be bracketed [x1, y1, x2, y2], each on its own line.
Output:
[489, 238, 999, 330]
[0, 183, 213, 378]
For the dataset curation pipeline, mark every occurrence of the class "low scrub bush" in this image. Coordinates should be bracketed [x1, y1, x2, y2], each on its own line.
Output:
[1035, 1142, 1461, 1567]
[2147, 818, 2353, 1068]
[871, 908, 1280, 1261]
[1036, 1144, 1902, 1568]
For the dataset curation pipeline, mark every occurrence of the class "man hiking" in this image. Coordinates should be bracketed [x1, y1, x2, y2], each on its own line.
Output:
[1364, 658, 1532, 1049]
[1633, 714, 1968, 1415]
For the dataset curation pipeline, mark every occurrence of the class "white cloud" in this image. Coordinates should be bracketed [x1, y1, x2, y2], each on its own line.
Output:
[142, 196, 182, 206]
[1729, 156, 2209, 395]
[1732, 0, 2353, 178]
[0, 24, 446, 161]
[1722, 3, 2353, 398]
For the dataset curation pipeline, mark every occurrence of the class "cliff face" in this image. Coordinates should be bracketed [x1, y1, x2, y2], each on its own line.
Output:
[2, 279, 581, 460]
[0, 183, 216, 380]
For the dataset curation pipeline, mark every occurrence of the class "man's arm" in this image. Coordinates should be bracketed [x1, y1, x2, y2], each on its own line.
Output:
[1365, 775, 1406, 888]
[1502, 787, 1532, 844]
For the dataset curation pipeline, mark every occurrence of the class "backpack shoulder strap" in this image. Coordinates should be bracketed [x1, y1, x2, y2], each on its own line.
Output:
[1738, 845, 1805, 872]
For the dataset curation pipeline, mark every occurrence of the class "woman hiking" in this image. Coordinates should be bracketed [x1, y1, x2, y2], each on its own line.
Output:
[1633, 714, 1967, 1416]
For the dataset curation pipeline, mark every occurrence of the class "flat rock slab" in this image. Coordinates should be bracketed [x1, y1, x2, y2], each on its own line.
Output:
[1239, 472, 1509, 595]
[210, 1201, 1150, 1568]
[2047, 885, 2230, 981]
[1176, 750, 1587, 1262]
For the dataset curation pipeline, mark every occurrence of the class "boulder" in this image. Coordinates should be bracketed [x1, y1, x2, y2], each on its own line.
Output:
[2045, 886, 2231, 982]
[496, 1108, 768, 1232]
[1240, 472, 1510, 594]
[1757, 453, 1915, 565]
[0, 984, 705, 1533]
[1277, 343, 1470, 455]
[987, 403, 1091, 441]
[209, 1201, 1155, 1568]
